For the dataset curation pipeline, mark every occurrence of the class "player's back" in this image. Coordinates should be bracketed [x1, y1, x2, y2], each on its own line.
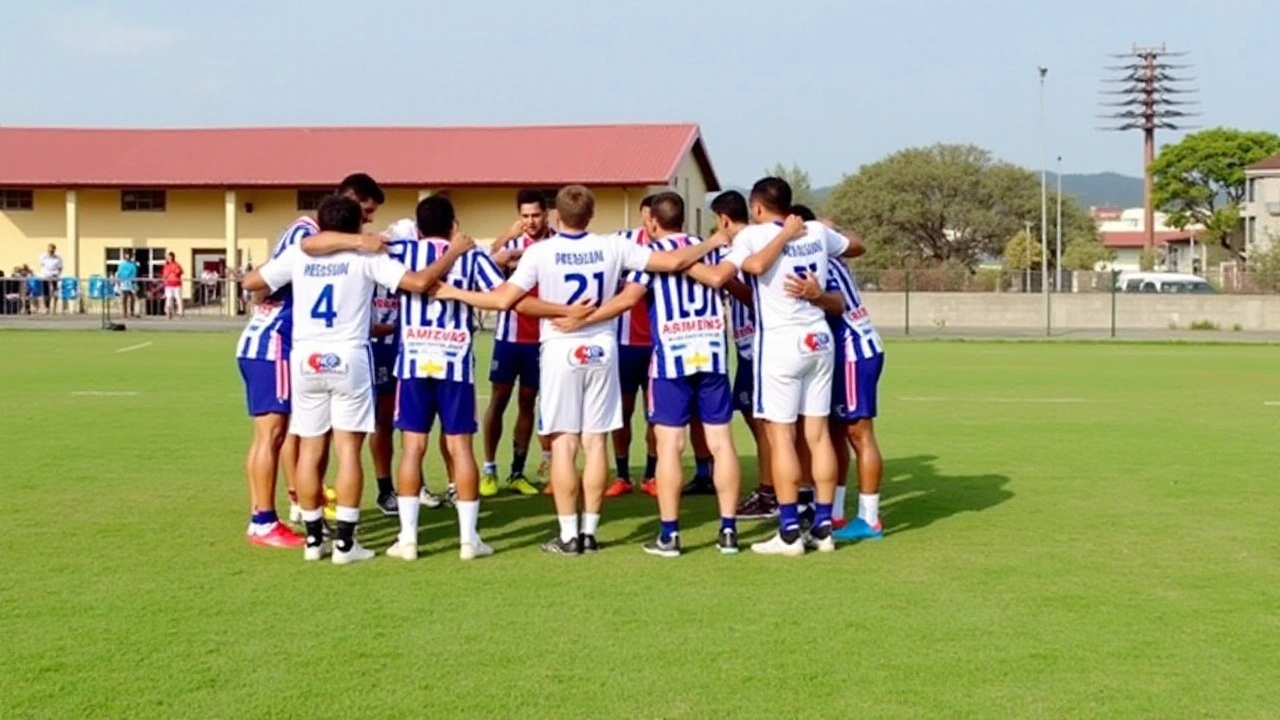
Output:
[639, 233, 729, 377]
[732, 221, 842, 333]
[288, 247, 383, 348]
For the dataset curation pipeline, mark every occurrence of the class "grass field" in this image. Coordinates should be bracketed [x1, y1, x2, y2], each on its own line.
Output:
[2, 330, 1279, 719]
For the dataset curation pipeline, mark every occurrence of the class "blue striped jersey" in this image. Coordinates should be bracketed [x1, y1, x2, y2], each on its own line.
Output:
[627, 234, 729, 379]
[371, 221, 416, 350]
[235, 216, 318, 360]
[728, 276, 756, 361]
[826, 258, 884, 361]
[395, 240, 504, 384]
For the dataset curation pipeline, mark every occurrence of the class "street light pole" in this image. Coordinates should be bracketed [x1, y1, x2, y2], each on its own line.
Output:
[1056, 155, 1063, 292]
[1039, 66, 1049, 334]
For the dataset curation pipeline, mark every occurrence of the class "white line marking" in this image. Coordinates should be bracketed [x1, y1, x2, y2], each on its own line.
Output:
[1264, 401, 1280, 407]
[898, 396, 1089, 404]
[70, 391, 139, 397]
[115, 341, 153, 353]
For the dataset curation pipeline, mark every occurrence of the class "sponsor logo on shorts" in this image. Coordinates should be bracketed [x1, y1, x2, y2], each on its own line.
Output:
[570, 345, 607, 367]
[307, 352, 344, 373]
[801, 331, 832, 353]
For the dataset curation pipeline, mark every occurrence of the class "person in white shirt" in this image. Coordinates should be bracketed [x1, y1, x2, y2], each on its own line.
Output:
[242, 196, 461, 565]
[38, 244, 63, 314]
[435, 185, 725, 555]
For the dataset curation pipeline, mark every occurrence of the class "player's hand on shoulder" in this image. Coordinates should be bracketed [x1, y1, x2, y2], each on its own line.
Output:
[358, 232, 388, 254]
[450, 231, 476, 255]
[707, 230, 731, 249]
[784, 272, 822, 301]
[429, 281, 458, 300]
[782, 214, 808, 237]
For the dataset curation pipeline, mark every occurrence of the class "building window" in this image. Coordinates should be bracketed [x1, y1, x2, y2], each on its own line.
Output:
[121, 190, 166, 212]
[1247, 217, 1257, 249]
[0, 189, 34, 210]
[1247, 178, 1256, 203]
[105, 247, 166, 279]
[297, 189, 331, 211]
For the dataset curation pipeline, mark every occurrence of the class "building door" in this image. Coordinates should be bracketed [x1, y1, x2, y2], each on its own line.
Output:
[192, 249, 226, 307]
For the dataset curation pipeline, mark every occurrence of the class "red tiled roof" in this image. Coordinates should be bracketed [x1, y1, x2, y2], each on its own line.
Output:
[0, 124, 719, 190]
[1102, 230, 1198, 248]
[1247, 152, 1280, 172]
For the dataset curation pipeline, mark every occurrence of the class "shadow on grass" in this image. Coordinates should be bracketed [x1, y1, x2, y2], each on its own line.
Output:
[878, 454, 1013, 537]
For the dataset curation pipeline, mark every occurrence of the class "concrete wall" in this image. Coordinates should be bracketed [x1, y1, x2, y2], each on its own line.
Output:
[863, 292, 1280, 332]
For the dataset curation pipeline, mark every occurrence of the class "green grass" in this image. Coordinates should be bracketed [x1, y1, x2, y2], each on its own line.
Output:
[2, 331, 1279, 719]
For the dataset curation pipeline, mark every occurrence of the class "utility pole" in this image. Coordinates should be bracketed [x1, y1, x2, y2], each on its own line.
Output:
[1039, 66, 1050, 335]
[1056, 155, 1063, 292]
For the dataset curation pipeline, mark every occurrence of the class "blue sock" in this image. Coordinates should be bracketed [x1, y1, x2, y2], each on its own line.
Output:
[251, 509, 278, 526]
[720, 516, 737, 533]
[643, 455, 658, 479]
[779, 503, 800, 534]
[660, 519, 679, 543]
[815, 503, 833, 529]
[615, 455, 630, 480]
[695, 457, 713, 481]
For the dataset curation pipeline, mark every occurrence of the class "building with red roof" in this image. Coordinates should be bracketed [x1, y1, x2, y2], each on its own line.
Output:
[0, 123, 719, 292]
[1242, 151, 1280, 255]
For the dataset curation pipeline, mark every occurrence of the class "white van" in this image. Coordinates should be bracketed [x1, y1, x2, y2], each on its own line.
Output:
[1115, 272, 1216, 294]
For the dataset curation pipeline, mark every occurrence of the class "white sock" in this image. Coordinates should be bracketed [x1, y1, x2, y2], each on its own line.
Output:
[335, 505, 360, 524]
[834, 486, 848, 521]
[397, 496, 420, 545]
[301, 508, 324, 523]
[557, 514, 579, 542]
[858, 493, 880, 526]
[582, 512, 601, 537]
[482, 462, 497, 475]
[456, 500, 480, 545]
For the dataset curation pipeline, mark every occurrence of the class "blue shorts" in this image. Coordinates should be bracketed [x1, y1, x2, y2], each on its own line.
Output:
[832, 350, 884, 423]
[489, 341, 540, 389]
[372, 346, 398, 397]
[394, 378, 477, 436]
[647, 373, 733, 427]
[732, 356, 754, 415]
[618, 344, 652, 396]
[238, 357, 290, 417]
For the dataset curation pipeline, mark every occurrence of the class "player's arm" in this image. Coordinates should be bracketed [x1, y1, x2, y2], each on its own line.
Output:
[723, 276, 753, 306]
[512, 296, 594, 319]
[818, 219, 866, 258]
[242, 248, 295, 292]
[371, 323, 397, 338]
[433, 282, 527, 311]
[552, 282, 646, 333]
[396, 235, 475, 294]
[300, 231, 388, 256]
[784, 273, 844, 315]
[642, 235, 728, 273]
[741, 215, 807, 276]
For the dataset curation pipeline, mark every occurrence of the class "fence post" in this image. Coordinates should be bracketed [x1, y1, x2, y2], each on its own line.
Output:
[904, 268, 911, 336]
[1110, 269, 1118, 339]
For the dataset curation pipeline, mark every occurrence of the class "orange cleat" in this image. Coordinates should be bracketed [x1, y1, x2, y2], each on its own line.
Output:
[640, 478, 658, 497]
[604, 479, 634, 497]
[246, 522, 305, 549]
[832, 517, 849, 530]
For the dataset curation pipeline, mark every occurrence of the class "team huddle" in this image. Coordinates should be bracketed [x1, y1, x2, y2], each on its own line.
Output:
[234, 173, 886, 563]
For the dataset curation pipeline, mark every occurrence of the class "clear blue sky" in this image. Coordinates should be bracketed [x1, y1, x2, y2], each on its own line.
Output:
[2, 0, 1276, 188]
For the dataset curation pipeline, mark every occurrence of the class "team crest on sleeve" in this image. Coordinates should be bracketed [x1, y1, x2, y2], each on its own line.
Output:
[568, 344, 609, 367]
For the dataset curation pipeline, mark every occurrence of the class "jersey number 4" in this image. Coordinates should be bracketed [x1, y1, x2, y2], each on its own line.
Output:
[310, 284, 336, 328]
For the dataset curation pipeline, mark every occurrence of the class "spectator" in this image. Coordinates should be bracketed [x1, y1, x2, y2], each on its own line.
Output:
[201, 267, 219, 305]
[38, 244, 63, 314]
[162, 252, 184, 319]
[116, 250, 140, 318]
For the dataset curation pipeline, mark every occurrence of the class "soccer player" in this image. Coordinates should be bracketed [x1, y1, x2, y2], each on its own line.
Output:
[622, 192, 742, 557]
[369, 218, 415, 515]
[435, 185, 725, 555]
[235, 173, 385, 547]
[481, 189, 554, 497]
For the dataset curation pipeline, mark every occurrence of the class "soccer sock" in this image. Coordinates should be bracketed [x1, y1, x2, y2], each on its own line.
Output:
[397, 495, 420, 545]
[858, 493, 881, 526]
[798, 488, 815, 506]
[557, 514, 579, 543]
[614, 455, 630, 480]
[302, 508, 325, 548]
[456, 500, 480, 545]
[778, 503, 800, 542]
[250, 508, 278, 532]
[834, 486, 848, 521]
[720, 516, 737, 533]
[482, 461, 497, 476]
[814, 503, 834, 530]
[511, 449, 528, 477]
[376, 476, 393, 496]
[582, 512, 601, 537]
[694, 456, 713, 481]
[643, 455, 658, 480]
[659, 519, 679, 543]
[334, 506, 360, 553]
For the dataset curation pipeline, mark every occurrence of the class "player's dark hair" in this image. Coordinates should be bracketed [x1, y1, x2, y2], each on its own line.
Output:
[416, 195, 456, 238]
[336, 173, 385, 205]
[317, 195, 364, 233]
[556, 185, 596, 228]
[710, 190, 749, 224]
[640, 194, 657, 210]
[750, 177, 792, 215]
[516, 189, 548, 211]
[790, 204, 817, 222]
[650, 192, 684, 232]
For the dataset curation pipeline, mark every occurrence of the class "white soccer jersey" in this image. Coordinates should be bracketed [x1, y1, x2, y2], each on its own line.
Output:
[507, 230, 653, 343]
[235, 216, 318, 361]
[258, 244, 407, 347]
[827, 258, 884, 361]
[627, 234, 728, 379]
[722, 221, 850, 333]
[396, 239, 504, 383]
[371, 220, 417, 352]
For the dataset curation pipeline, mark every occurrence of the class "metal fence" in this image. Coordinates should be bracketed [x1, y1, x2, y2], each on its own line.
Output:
[1, 277, 246, 317]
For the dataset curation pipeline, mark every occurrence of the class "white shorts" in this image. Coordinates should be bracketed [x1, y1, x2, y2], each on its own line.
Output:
[753, 325, 835, 423]
[289, 343, 375, 438]
[164, 286, 181, 301]
[537, 335, 622, 435]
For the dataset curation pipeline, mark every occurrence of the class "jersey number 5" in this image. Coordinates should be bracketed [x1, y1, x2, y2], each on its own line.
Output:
[311, 284, 336, 328]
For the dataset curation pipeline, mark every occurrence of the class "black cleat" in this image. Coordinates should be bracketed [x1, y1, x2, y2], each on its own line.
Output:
[717, 528, 740, 554]
[681, 477, 716, 496]
[579, 534, 600, 554]
[799, 504, 816, 531]
[642, 533, 681, 558]
[736, 489, 779, 520]
[541, 536, 582, 556]
[375, 491, 398, 517]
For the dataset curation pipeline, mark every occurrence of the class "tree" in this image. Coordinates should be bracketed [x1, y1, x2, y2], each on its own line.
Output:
[1060, 235, 1116, 271]
[764, 162, 819, 210]
[1004, 230, 1043, 270]
[1151, 128, 1280, 252]
[825, 143, 1098, 269]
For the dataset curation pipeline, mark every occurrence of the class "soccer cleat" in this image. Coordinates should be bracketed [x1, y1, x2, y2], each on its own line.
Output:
[419, 488, 444, 509]
[479, 471, 500, 498]
[507, 474, 539, 496]
[246, 522, 305, 549]
[459, 539, 495, 560]
[736, 489, 779, 520]
[717, 528, 740, 555]
[332, 541, 376, 565]
[798, 504, 816, 531]
[536, 456, 550, 484]
[643, 533, 682, 558]
[805, 525, 837, 553]
[445, 484, 458, 508]
[579, 534, 600, 554]
[375, 492, 398, 517]
[640, 478, 658, 497]
[832, 518, 884, 542]
[681, 477, 715, 496]
[604, 479, 634, 497]
[323, 487, 338, 521]
[832, 517, 849, 530]
[541, 536, 582, 556]
[303, 541, 331, 562]
[385, 539, 418, 561]
[750, 532, 806, 557]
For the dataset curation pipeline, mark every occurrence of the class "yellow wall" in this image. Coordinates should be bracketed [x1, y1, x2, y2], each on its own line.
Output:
[0, 190, 67, 275]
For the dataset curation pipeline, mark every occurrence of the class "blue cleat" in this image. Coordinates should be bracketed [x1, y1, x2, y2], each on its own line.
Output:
[832, 518, 884, 542]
